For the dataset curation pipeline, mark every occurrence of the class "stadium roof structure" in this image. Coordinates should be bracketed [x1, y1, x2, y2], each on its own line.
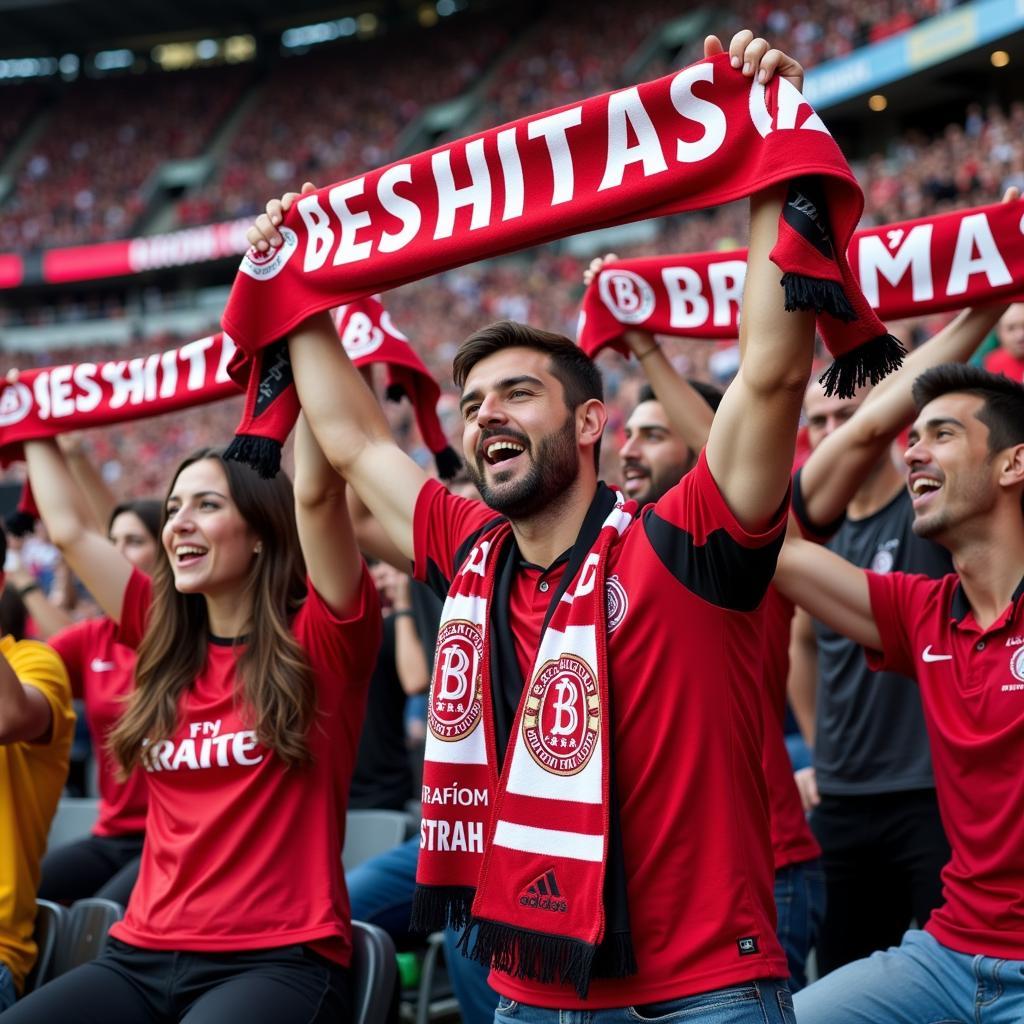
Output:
[0, 0, 444, 57]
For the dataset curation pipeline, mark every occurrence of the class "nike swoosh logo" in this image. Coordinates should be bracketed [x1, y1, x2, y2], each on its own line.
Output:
[90, 659, 116, 672]
[921, 646, 953, 663]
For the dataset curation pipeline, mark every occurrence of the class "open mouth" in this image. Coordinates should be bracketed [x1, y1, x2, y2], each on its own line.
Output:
[174, 544, 208, 567]
[482, 438, 527, 466]
[909, 475, 942, 508]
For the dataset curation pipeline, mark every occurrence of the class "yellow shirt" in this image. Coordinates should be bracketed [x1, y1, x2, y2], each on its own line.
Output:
[0, 635, 74, 994]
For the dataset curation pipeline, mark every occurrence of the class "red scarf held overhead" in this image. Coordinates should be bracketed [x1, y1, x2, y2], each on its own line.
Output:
[222, 53, 903, 474]
[578, 199, 1024, 356]
[0, 302, 456, 473]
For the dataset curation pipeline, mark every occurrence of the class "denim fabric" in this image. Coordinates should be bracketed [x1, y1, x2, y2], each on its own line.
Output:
[492, 980, 795, 1023]
[794, 928, 1024, 1023]
[347, 834, 422, 938]
[0, 963, 16, 1013]
[774, 857, 826, 991]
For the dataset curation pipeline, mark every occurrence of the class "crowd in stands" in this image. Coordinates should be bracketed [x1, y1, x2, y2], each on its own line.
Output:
[0, 67, 249, 250]
[0, 0, 955, 251]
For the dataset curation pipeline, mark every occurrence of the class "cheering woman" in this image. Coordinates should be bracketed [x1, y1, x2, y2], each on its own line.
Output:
[5, 415, 380, 1023]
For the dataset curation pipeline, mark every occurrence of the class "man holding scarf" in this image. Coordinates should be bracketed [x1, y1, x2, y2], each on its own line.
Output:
[250, 30, 819, 1024]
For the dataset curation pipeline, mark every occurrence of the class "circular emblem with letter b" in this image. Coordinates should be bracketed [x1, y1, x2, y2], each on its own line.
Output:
[522, 655, 600, 775]
[429, 620, 483, 741]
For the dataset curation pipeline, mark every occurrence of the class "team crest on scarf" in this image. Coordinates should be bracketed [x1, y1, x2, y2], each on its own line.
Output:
[429, 619, 484, 741]
[522, 654, 600, 775]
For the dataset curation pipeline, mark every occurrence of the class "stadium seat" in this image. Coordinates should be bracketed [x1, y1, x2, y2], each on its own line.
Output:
[351, 920, 399, 1024]
[47, 797, 101, 851]
[343, 809, 412, 871]
[412, 931, 461, 1024]
[24, 900, 68, 993]
[52, 897, 124, 977]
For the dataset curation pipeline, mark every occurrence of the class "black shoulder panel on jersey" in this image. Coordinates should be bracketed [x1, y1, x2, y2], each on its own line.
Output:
[643, 508, 783, 611]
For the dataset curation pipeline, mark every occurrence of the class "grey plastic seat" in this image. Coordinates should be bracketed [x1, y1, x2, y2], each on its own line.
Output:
[24, 899, 67, 992]
[343, 809, 413, 871]
[52, 897, 124, 977]
[352, 920, 398, 1024]
[47, 797, 101, 851]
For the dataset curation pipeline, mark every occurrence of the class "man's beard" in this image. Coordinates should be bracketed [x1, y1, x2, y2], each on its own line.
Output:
[469, 414, 580, 520]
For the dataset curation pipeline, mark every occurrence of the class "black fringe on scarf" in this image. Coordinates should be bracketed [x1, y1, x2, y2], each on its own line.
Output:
[818, 333, 907, 399]
[781, 272, 857, 322]
[410, 884, 476, 934]
[224, 434, 283, 478]
[385, 383, 406, 402]
[4, 511, 37, 537]
[459, 919, 599, 999]
[433, 446, 463, 481]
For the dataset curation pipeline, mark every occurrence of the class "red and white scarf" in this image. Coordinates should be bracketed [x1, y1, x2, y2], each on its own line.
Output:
[578, 198, 1024, 357]
[413, 486, 635, 997]
[221, 52, 904, 474]
[0, 300, 457, 474]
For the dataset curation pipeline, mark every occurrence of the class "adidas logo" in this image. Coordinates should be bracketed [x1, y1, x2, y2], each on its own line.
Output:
[518, 869, 568, 913]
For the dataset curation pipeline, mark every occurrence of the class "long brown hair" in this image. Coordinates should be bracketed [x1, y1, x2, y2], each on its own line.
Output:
[109, 448, 315, 772]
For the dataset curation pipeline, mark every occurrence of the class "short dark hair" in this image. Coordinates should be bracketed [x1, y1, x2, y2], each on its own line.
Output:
[453, 320, 604, 467]
[453, 321, 603, 406]
[637, 379, 723, 414]
[108, 499, 162, 542]
[912, 365, 1024, 454]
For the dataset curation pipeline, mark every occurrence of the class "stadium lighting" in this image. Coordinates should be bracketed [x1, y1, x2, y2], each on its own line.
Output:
[437, 0, 459, 14]
[990, 50, 1010, 67]
[281, 17, 358, 50]
[93, 49, 134, 71]
[868, 93, 888, 112]
[0, 56, 58, 79]
[58, 54, 79, 77]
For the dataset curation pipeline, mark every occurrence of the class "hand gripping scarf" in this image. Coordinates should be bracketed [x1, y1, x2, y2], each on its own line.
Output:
[412, 485, 635, 997]
[222, 52, 904, 475]
[577, 199, 1024, 361]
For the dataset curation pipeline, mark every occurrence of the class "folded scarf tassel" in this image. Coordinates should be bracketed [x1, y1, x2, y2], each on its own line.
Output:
[459, 919, 600, 999]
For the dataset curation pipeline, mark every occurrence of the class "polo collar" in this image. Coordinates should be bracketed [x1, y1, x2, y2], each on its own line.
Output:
[950, 574, 1024, 625]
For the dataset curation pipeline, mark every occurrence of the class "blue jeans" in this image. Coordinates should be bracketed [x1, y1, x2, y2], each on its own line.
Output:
[493, 981, 795, 1023]
[774, 857, 826, 991]
[0, 962, 17, 1012]
[794, 928, 1024, 1023]
[346, 834, 498, 1023]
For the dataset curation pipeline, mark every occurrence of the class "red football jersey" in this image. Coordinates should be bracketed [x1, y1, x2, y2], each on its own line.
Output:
[415, 451, 789, 1009]
[109, 567, 379, 965]
[50, 616, 149, 837]
[759, 587, 821, 869]
[867, 570, 1024, 958]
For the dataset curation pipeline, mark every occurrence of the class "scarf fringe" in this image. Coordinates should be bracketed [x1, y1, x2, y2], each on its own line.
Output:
[818, 332, 907, 399]
[434, 445, 463, 481]
[591, 930, 638, 979]
[781, 272, 856, 322]
[4, 510, 37, 537]
[459, 918, 598, 999]
[410, 884, 476, 933]
[224, 434, 283, 478]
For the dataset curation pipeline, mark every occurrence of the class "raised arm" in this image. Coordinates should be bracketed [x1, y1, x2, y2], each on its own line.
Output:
[773, 535, 881, 651]
[584, 254, 715, 454]
[700, 33, 816, 530]
[0, 645, 52, 743]
[787, 606, 818, 746]
[60, 433, 118, 533]
[23, 439, 132, 624]
[799, 300, 1013, 528]
[293, 413, 365, 616]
